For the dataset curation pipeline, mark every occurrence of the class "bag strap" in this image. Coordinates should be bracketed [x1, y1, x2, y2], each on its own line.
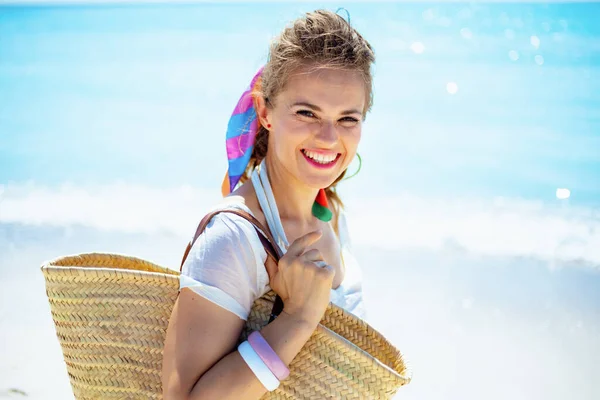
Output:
[180, 208, 284, 321]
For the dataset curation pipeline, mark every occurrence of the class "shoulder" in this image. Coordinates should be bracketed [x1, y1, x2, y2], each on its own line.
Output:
[228, 182, 267, 227]
[185, 205, 265, 263]
[181, 198, 268, 275]
[180, 205, 271, 319]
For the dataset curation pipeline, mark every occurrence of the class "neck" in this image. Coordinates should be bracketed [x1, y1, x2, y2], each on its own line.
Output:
[263, 156, 317, 226]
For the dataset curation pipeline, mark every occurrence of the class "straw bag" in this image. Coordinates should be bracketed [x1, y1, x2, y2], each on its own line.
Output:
[41, 209, 411, 399]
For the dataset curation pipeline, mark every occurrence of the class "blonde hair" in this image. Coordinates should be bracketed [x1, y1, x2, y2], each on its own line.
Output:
[244, 9, 375, 226]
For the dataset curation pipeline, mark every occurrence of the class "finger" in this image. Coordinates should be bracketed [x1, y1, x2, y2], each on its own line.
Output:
[264, 254, 279, 283]
[301, 259, 329, 272]
[287, 230, 322, 256]
[317, 263, 335, 279]
[301, 248, 324, 262]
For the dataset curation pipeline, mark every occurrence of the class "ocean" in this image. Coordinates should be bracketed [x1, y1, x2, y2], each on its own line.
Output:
[1, 2, 599, 399]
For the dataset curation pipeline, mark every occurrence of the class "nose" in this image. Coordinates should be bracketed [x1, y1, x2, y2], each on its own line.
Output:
[315, 120, 338, 146]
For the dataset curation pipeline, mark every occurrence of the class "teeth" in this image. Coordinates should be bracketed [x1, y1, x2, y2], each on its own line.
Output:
[303, 150, 337, 164]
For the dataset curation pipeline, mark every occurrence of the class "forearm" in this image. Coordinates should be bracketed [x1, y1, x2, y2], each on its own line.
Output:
[188, 312, 316, 399]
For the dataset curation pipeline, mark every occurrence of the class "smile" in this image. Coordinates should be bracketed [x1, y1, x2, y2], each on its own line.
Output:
[301, 149, 341, 169]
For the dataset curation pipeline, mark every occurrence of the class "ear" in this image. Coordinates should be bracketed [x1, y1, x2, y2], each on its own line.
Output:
[254, 94, 271, 129]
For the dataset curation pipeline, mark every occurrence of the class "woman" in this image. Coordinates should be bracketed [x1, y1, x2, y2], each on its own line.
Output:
[162, 9, 375, 399]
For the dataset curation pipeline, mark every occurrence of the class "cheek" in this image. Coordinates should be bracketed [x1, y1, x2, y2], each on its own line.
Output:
[340, 128, 361, 168]
[270, 120, 307, 157]
[276, 119, 315, 149]
[342, 127, 361, 152]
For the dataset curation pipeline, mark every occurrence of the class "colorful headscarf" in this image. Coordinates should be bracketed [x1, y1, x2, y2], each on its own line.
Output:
[221, 66, 265, 196]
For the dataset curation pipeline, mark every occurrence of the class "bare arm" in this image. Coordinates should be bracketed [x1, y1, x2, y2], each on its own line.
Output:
[162, 230, 332, 399]
[162, 288, 316, 400]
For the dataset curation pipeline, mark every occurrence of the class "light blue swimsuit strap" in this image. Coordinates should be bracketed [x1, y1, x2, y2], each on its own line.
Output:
[258, 161, 290, 249]
[250, 161, 289, 252]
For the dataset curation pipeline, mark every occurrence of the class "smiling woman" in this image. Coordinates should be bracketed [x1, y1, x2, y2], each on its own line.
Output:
[159, 8, 407, 400]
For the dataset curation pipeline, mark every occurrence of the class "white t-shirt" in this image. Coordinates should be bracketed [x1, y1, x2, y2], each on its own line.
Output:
[180, 202, 366, 321]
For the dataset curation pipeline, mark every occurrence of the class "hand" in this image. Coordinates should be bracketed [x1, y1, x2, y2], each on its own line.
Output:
[265, 230, 335, 326]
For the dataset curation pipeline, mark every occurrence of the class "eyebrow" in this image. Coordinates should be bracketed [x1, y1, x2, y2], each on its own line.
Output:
[291, 101, 362, 116]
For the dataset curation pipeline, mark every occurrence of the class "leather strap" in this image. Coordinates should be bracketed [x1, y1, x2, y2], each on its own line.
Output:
[180, 208, 285, 321]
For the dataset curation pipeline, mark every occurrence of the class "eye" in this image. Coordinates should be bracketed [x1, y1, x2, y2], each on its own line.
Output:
[339, 116, 360, 124]
[297, 110, 316, 118]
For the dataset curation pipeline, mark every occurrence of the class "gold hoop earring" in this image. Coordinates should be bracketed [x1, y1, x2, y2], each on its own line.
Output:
[343, 153, 362, 180]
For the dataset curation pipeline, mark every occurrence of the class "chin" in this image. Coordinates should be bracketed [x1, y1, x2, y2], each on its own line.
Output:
[297, 168, 346, 190]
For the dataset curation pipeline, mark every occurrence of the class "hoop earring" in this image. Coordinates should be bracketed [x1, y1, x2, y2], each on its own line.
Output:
[343, 153, 362, 180]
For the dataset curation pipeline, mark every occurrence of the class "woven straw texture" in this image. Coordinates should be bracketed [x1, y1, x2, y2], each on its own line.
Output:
[41, 253, 411, 399]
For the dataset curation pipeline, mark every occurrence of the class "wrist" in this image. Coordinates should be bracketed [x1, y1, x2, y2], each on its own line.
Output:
[260, 308, 318, 366]
[281, 306, 321, 329]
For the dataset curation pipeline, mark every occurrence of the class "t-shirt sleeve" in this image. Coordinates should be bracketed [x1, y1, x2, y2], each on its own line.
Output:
[179, 213, 270, 321]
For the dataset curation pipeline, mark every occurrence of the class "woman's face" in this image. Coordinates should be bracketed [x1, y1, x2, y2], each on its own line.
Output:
[260, 66, 366, 191]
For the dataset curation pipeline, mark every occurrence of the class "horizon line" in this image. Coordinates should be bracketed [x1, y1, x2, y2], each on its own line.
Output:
[2, 0, 600, 6]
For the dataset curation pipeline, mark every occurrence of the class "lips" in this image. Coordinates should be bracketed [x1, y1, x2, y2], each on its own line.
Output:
[301, 149, 341, 169]
[302, 149, 338, 163]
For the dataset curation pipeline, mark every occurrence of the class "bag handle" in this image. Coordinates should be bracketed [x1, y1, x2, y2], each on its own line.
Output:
[180, 208, 285, 322]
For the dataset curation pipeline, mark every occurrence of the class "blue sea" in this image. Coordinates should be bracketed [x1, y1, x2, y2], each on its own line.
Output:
[0, 2, 599, 399]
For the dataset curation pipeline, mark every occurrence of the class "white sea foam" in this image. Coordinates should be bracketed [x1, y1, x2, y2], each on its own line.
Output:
[1, 182, 598, 266]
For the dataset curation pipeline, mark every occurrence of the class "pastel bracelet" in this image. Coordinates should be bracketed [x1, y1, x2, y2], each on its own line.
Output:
[238, 340, 280, 391]
[248, 331, 290, 381]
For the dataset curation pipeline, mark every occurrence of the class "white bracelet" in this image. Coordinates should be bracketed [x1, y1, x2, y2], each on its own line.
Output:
[238, 340, 280, 391]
